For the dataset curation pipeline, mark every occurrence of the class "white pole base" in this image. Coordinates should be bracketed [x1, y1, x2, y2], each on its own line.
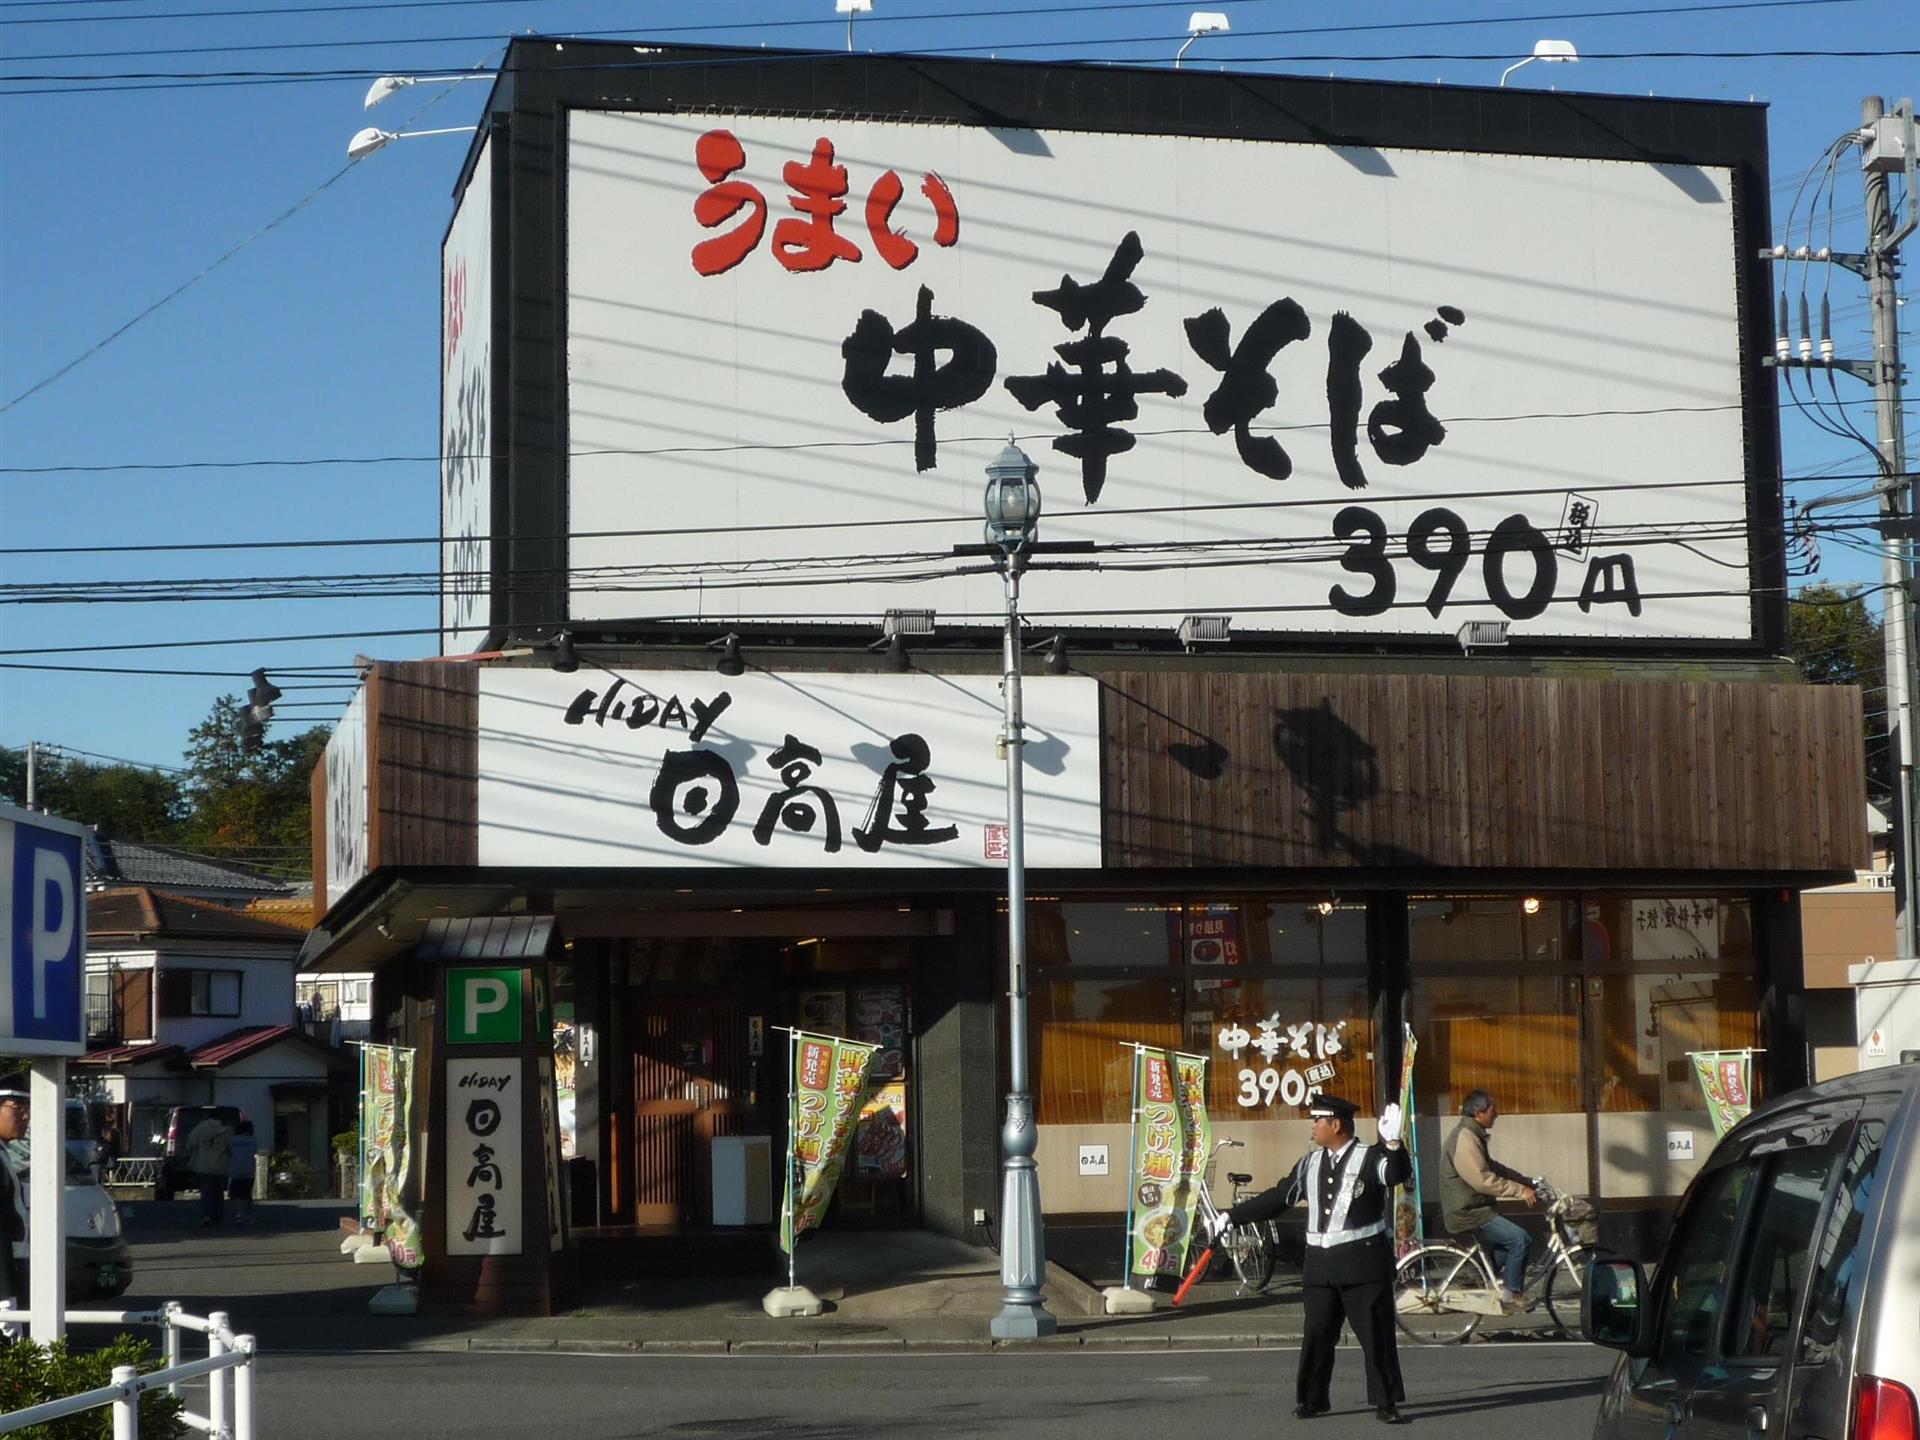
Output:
[1102, 1285, 1155, 1315]
[761, 1285, 825, 1318]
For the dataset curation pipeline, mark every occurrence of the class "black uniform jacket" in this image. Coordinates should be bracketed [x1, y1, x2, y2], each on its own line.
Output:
[1231, 1140, 1413, 1287]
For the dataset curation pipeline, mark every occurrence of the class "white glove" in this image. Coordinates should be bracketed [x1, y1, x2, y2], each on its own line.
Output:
[1377, 1102, 1404, 1146]
[1206, 1211, 1233, 1242]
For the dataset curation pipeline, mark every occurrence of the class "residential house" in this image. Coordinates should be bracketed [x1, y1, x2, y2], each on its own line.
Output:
[77, 886, 352, 1175]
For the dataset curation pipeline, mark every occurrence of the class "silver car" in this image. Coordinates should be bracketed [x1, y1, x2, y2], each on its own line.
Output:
[1585, 1064, 1918, 1440]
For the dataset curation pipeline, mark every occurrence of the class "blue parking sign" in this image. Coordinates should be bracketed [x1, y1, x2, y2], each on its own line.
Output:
[0, 805, 86, 1056]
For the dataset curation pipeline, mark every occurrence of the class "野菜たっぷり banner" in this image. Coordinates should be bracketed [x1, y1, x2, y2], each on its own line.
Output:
[475, 669, 1101, 869]
[566, 113, 1754, 644]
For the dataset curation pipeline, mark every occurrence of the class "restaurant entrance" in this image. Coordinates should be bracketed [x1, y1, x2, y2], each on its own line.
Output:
[620, 928, 921, 1232]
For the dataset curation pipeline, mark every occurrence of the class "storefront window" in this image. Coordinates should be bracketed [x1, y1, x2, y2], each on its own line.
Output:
[1409, 897, 1580, 1117]
[1030, 902, 1180, 968]
[1189, 975, 1373, 1120]
[1033, 976, 1180, 1123]
[1264, 901, 1367, 967]
[1593, 974, 1760, 1113]
[1029, 895, 1371, 1125]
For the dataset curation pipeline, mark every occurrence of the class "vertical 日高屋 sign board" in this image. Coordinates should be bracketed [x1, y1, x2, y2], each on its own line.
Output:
[779, 1032, 879, 1254]
[1126, 1047, 1209, 1287]
[445, 1057, 523, 1256]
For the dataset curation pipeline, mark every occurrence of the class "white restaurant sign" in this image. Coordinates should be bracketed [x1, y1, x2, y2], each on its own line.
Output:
[476, 670, 1102, 869]
[445, 1056, 522, 1257]
[441, 136, 493, 656]
[323, 686, 369, 902]
[565, 113, 1752, 642]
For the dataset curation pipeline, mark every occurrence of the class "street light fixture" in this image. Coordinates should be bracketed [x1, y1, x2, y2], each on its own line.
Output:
[1500, 39, 1578, 87]
[981, 438, 1056, 1341]
[1175, 11, 1230, 68]
[835, 0, 873, 52]
[347, 125, 478, 162]
[363, 72, 492, 109]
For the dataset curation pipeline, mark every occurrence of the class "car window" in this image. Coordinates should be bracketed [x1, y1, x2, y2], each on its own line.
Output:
[1725, 1147, 1835, 1360]
[1797, 1119, 1886, 1367]
[1656, 1162, 1756, 1372]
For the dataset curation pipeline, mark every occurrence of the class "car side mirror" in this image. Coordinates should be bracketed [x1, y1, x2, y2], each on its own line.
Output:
[1583, 1256, 1652, 1355]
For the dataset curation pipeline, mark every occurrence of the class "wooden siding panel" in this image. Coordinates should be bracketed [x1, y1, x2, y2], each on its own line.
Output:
[368, 662, 480, 870]
[1096, 673, 1866, 876]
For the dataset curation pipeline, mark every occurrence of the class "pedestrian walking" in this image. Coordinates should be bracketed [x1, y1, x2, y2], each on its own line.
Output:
[0, 1083, 29, 1322]
[1212, 1094, 1411, 1424]
[1440, 1090, 1538, 1314]
[228, 1119, 259, 1226]
[183, 1111, 233, 1227]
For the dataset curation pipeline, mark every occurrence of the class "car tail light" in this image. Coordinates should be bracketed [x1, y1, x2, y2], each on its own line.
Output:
[1855, 1378, 1920, 1440]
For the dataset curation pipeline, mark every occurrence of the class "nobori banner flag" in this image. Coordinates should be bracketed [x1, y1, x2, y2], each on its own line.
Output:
[780, 1032, 881, 1254]
[1127, 1047, 1210, 1286]
[1690, 1050, 1755, 1139]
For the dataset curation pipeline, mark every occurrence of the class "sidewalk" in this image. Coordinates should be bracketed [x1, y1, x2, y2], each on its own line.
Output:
[109, 1201, 1562, 1356]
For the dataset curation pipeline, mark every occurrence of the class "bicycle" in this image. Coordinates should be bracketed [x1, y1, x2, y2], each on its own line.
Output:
[1391, 1179, 1598, 1344]
[1190, 1137, 1278, 1295]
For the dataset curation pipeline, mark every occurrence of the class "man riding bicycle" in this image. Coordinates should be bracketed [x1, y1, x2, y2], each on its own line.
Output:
[1440, 1090, 1536, 1316]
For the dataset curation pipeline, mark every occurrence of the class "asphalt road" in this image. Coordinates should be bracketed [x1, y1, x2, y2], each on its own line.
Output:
[249, 1343, 1616, 1439]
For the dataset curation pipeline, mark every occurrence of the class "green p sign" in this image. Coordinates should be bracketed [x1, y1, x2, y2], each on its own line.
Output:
[447, 967, 523, 1045]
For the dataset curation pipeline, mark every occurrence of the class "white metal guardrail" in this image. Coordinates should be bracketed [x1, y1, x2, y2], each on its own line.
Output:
[0, 1301, 257, 1439]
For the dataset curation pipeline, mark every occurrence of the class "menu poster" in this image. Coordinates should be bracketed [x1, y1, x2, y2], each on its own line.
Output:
[853, 985, 908, 1078]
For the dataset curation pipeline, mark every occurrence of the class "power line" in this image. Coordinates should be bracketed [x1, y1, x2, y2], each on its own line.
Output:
[1, 0, 1853, 62]
[0, 49, 496, 415]
[5, 46, 1915, 97]
[5, 401, 1892, 477]
[0, 0, 545, 25]
[0, 468, 1796, 560]
[28, 741, 189, 775]
[0, 575, 1837, 659]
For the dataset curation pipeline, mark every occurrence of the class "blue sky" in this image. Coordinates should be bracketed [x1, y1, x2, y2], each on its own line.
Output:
[1, 0, 1916, 773]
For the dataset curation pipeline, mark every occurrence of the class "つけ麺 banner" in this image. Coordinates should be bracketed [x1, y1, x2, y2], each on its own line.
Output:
[780, 1032, 881, 1254]
[1126, 1047, 1210, 1286]
[1691, 1050, 1755, 1139]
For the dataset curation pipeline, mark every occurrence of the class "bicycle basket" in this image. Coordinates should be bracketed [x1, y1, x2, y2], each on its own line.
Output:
[1559, 1193, 1600, 1246]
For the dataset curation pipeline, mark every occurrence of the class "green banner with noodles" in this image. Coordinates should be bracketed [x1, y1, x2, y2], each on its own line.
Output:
[1690, 1050, 1755, 1139]
[1392, 1027, 1424, 1259]
[1126, 1047, 1210, 1287]
[359, 1044, 423, 1268]
[780, 1031, 881, 1255]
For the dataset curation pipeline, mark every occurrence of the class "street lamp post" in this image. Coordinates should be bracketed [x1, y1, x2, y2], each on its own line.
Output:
[982, 439, 1056, 1340]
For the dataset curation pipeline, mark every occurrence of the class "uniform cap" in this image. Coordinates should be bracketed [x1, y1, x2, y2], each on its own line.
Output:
[1306, 1094, 1359, 1121]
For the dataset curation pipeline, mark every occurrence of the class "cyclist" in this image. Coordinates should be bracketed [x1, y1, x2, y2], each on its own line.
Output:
[1440, 1090, 1537, 1315]
[1210, 1093, 1410, 1425]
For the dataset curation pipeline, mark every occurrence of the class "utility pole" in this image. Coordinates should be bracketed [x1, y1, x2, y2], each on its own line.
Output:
[1864, 96, 1918, 957]
[1771, 98, 1917, 956]
[24, 740, 35, 811]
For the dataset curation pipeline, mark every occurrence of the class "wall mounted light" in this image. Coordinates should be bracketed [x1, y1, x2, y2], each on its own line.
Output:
[710, 634, 746, 677]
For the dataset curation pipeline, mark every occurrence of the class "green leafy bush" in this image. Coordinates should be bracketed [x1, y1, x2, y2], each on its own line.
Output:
[265, 1150, 317, 1199]
[330, 1128, 359, 1160]
[0, 1334, 185, 1438]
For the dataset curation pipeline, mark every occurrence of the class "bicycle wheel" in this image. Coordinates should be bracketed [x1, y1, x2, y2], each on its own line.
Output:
[1545, 1250, 1590, 1335]
[1394, 1244, 1488, 1345]
[1228, 1225, 1275, 1294]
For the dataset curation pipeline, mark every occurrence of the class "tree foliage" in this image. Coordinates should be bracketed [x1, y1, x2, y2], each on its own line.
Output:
[1788, 582, 1890, 800]
[2, 694, 330, 880]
